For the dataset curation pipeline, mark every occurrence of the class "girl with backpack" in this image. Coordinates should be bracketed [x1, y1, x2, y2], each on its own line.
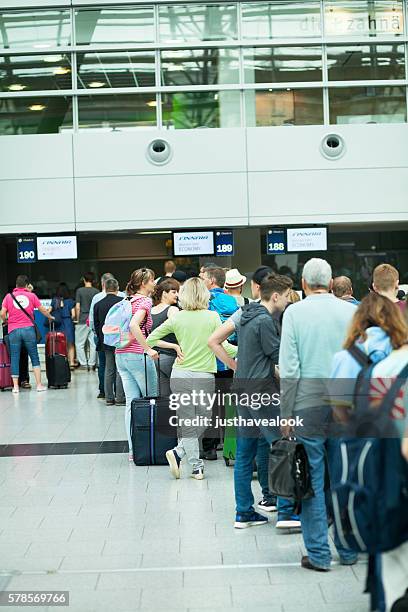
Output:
[115, 268, 159, 462]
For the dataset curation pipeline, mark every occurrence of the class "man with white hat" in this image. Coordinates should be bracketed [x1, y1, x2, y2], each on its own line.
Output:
[224, 268, 250, 307]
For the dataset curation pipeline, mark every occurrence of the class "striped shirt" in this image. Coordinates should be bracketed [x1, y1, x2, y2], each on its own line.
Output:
[116, 296, 152, 355]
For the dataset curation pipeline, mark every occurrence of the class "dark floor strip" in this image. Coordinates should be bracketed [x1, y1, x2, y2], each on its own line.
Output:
[0, 440, 128, 457]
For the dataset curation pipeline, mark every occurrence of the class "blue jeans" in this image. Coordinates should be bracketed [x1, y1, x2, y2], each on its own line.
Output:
[8, 327, 40, 377]
[115, 352, 158, 453]
[296, 435, 358, 569]
[234, 403, 294, 516]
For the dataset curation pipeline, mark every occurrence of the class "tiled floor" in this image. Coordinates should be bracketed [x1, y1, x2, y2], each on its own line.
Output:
[0, 370, 370, 611]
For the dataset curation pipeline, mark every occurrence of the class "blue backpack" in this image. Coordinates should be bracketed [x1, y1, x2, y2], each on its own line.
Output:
[102, 297, 135, 349]
[330, 358, 408, 554]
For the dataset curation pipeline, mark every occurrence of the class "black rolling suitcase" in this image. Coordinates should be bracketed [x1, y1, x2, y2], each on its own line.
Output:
[46, 323, 71, 389]
[131, 354, 178, 466]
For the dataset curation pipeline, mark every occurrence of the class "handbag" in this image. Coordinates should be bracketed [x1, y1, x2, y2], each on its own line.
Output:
[269, 437, 314, 514]
[9, 292, 42, 343]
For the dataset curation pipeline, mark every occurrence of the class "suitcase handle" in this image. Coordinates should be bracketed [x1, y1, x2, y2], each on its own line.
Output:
[143, 352, 160, 399]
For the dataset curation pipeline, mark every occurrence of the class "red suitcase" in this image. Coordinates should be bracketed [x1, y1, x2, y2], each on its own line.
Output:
[0, 341, 13, 391]
[46, 331, 67, 357]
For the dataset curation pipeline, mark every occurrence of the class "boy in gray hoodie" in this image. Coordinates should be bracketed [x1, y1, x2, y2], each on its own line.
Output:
[233, 274, 296, 528]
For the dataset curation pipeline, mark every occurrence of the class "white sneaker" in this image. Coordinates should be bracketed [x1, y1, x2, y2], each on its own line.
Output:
[276, 516, 301, 529]
[191, 467, 204, 480]
[166, 449, 181, 479]
[36, 385, 47, 392]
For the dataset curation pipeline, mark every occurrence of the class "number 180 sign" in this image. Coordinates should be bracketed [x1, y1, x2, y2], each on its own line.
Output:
[215, 231, 234, 256]
[17, 237, 37, 263]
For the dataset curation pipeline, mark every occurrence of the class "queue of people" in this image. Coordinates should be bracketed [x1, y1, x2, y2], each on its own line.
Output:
[0, 259, 407, 611]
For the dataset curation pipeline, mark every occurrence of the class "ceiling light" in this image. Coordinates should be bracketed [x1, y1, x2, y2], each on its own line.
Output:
[214, 94, 219, 100]
[88, 81, 106, 88]
[43, 55, 63, 63]
[34, 43, 51, 49]
[268, 88, 273, 92]
[146, 100, 157, 107]
[29, 104, 46, 111]
[8, 84, 26, 91]
[53, 67, 71, 75]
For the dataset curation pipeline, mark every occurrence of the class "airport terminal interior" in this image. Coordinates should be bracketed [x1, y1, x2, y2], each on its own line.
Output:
[1, 1, 408, 611]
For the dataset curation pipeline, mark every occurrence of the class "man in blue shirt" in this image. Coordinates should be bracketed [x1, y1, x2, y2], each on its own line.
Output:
[202, 267, 239, 460]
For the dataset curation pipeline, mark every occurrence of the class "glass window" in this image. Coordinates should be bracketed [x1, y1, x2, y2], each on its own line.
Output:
[162, 91, 241, 129]
[0, 96, 72, 135]
[0, 54, 72, 92]
[241, 2, 321, 39]
[75, 7, 155, 46]
[329, 86, 407, 124]
[78, 93, 157, 131]
[324, 1, 404, 37]
[159, 4, 237, 42]
[327, 44, 405, 81]
[245, 88, 323, 126]
[0, 9, 71, 49]
[161, 48, 239, 86]
[243, 46, 322, 83]
[77, 51, 155, 89]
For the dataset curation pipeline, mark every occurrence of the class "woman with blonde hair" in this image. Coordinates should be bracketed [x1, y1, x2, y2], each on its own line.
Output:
[115, 268, 158, 461]
[147, 277, 237, 481]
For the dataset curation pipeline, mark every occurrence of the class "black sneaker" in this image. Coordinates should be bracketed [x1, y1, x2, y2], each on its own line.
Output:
[115, 399, 126, 406]
[191, 467, 204, 480]
[97, 393, 105, 400]
[257, 498, 277, 512]
[106, 400, 115, 406]
[166, 449, 181, 479]
[202, 449, 217, 461]
[234, 511, 269, 529]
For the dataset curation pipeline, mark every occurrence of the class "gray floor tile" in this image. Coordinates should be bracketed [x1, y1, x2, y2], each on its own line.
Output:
[141, 585, 232, 608]
[232, 584, 325, 606]
[184, 567, 270, 587]
[97, 570, 183, 590]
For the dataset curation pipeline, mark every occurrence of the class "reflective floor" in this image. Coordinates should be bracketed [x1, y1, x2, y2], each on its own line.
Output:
[0, 370, 369, 611]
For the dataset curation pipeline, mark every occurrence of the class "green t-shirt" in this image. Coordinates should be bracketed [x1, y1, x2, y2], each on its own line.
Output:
[146, 309, 237, 373]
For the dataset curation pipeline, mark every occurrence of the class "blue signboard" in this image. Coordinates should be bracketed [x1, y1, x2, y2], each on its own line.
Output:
[215, 230, 234, 257]
[266, 229, 286, 255]
[17, 237, 37, 264]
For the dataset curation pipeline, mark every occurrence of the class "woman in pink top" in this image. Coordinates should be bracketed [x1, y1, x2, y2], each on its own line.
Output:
[115, 268, 159, 461]
[1, 275, 54, 393]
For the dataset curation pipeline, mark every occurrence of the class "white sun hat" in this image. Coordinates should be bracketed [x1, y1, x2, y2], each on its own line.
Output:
[225, 268, 247, 289]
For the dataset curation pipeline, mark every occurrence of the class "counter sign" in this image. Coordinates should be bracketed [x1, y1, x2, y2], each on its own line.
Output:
[215, 231, 234, 256]
[266, 229, 286, 255]
[17, 237, 37, 263]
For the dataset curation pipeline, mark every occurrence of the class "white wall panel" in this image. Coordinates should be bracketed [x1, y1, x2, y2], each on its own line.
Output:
[0, 178, 75, 234]
[73, 129, 247, 177]
[74, 173, 248, 231]
[246, 125, 408, 173]
[248, 168, 408, 226]
[0, 135, 73, 181]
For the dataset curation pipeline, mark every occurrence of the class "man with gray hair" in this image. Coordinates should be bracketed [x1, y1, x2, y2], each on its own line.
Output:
[89, 273, 126, 399]
[93, 278, 125, 406]
[279, 258, 357, 571]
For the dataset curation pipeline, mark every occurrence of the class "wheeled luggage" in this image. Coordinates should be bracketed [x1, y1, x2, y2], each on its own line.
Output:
[131, 354, 178, 466]
[0, 341, 13, 391]
[223, 401, 237, 466]
[45, 324, 70, 389]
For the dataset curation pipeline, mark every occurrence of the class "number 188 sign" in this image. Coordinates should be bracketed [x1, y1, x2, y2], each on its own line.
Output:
[266, 229, 286, 255]
[215, 231, 234, 257]
[17, 237, 37, 263]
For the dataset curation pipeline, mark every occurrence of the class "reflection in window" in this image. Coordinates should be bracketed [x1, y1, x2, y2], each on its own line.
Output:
[78, 94, 157, 131]
[327, 44, 405, 81]
[75, 7, 155, 46]
[0, 9, 71, 49]
[0, 96, 72, 135]
[77, 51, 155, 89]
[324, 1, 404, 37]
[241, 2, 321, 39]
[0, 54, 72, 92]
[243, 47, 322, 83]
[162, 91, 240, 129]
[159, 4, 237, 42]
[329, 86, 406, 124]
[161, 48, 239, 86]
[245, 88, 323, 126]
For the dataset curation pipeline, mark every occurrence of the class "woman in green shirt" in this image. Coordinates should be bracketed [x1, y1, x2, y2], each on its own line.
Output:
[146, 277, 237, 481]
